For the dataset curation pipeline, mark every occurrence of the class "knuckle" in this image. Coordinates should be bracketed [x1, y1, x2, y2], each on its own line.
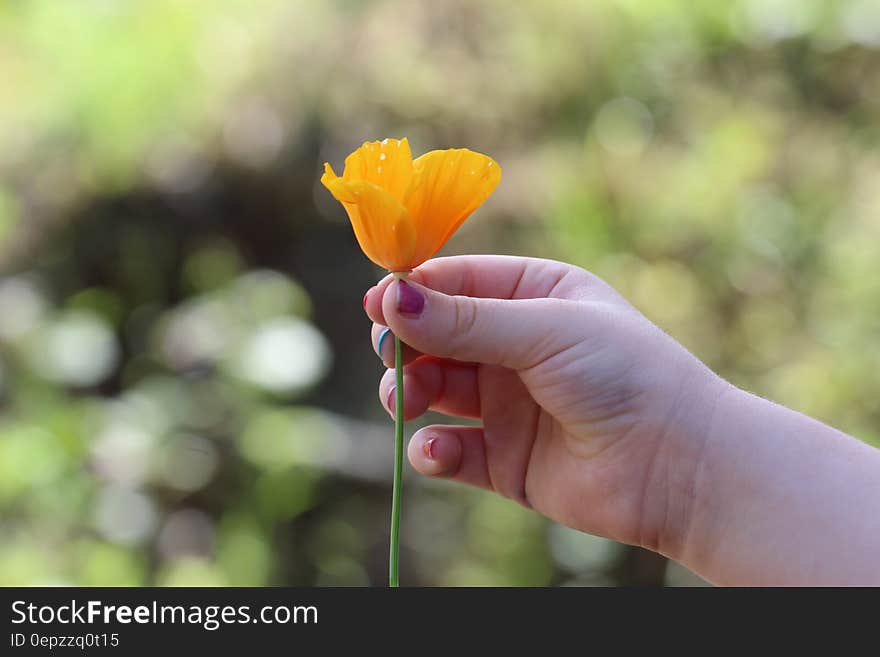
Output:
[450, 297, 480, 351]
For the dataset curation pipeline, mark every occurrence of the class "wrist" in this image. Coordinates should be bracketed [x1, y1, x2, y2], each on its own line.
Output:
[668, 384, 880, 585]
[639, 367, 735, 566]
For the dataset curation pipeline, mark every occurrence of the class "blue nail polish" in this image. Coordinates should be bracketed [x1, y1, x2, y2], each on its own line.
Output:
[377, 327, 392, 357]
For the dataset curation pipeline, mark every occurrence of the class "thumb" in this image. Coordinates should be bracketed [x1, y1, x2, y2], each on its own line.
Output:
[381, 278, 580, 369]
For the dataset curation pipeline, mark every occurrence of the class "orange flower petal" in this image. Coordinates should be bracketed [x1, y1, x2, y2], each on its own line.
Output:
[403, 149, 501, 264]
[321, 163, 356, 202]
[321, 164, 417, 271]
[342, 138, 414, 202]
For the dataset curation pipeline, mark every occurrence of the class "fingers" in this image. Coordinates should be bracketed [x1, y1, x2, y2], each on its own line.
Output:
[380, 277, 583, 370]
[408, 426, 492, 492]
[363, 255, 616, 326]
[388, 363, 539, 507]
[412, 255, 581, 299]
[370, 324, 421, 368]
[378, 357, 480, 420]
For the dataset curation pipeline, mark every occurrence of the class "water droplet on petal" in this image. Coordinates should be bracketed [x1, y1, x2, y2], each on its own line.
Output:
[379, 153, 386, 161]
[381, 138, 389, 145]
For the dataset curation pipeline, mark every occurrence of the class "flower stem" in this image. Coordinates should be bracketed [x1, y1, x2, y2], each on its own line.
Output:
[389, 332, 404, 587]
[389, 270, 410, 588]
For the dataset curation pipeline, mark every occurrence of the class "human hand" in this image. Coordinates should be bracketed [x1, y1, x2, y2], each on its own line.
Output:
[363, 255, 728, 559]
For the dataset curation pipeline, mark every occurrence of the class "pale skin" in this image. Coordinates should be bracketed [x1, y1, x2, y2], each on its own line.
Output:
[363, 255, 880, 586]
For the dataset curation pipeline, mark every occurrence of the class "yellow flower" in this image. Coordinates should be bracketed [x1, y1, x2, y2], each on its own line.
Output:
[321, 138, 501, 271]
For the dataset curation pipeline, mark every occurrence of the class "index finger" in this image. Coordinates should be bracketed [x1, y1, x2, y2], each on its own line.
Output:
[363, 254, 615, 326]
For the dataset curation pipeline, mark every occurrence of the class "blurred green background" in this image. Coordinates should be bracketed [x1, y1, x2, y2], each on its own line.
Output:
[1, 0, 878, 587]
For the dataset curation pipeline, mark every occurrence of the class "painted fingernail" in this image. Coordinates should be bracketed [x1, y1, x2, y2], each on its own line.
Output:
[386, 385, 396, 413]
[363, 289, 370, 309]
[396, 280, 424, 317]
[376, 327, 392, 358]
[423, 437, 437, 460]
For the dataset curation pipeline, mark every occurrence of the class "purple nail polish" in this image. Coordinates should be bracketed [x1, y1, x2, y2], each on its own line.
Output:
[386, 385, 396, 413]
[396, 280, 424, 317]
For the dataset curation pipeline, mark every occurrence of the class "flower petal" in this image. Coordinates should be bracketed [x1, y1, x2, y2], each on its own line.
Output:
[342, 137, 414, 202]
[321, 163, 356, 202]
[403, 149, 501, 263]
[321, 164, 417, 271]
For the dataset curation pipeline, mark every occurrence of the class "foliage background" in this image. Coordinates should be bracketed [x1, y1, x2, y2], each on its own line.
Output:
[1, 0, 878, 586]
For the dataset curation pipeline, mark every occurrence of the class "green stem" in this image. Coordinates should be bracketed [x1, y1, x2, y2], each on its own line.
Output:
[389, 333, 404, 587]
